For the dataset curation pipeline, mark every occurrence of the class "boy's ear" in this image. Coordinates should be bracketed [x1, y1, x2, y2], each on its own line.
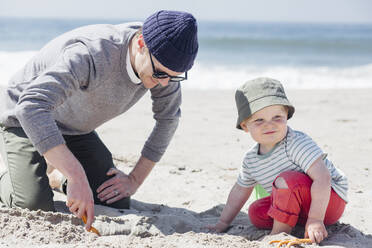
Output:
[240, 121, 250, 133]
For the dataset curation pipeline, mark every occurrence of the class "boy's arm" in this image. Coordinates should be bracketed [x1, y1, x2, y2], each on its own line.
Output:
[306, 156, 332, 243]
[211, 183, 254, 232]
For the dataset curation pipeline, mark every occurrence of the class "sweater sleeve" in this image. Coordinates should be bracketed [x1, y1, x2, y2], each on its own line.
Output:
[141, 82, 181, 162]
[15, 43, 93, 155]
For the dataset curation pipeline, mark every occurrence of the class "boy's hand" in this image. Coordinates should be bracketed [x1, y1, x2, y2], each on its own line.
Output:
[305, 218, 328, 244]
[206, 221, 230, 233]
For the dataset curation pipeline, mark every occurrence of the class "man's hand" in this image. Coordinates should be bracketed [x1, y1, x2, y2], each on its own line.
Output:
[305, 218, 328, 244]
[96, 168, 139, 204]
[65, 176, 95, 231]
[96, 156, 156, 204]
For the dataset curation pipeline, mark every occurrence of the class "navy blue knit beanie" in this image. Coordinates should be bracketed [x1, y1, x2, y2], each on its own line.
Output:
[143, 10, 198, 72]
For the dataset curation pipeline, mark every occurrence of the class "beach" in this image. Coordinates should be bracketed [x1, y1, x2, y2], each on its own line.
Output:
[1, 88, 371, 247]
[1, 16, 372, 248]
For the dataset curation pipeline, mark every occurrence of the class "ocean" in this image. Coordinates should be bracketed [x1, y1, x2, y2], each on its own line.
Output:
[1, 17, 371, 89]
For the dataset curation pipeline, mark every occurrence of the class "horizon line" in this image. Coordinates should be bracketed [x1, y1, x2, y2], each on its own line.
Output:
[1, 15, 372, 25]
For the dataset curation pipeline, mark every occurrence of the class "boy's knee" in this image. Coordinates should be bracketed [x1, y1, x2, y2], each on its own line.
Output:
[274, 177, 288, 189]
[248, 201, 258, 216]
[275, 171, 312, 189]
[248, 199, 273, 229]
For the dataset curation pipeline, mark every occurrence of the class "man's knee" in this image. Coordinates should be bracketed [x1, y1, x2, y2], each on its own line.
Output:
[14, 189, 54, 211]
[274, 176, 288, 189]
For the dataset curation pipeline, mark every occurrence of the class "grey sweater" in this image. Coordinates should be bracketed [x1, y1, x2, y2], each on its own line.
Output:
[0, 22, 181, 162]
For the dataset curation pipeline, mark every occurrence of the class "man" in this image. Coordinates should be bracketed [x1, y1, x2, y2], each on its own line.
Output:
[0, 10, 198, 230]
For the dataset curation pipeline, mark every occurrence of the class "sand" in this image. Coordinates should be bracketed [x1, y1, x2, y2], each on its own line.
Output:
[0, 88, 371, 247]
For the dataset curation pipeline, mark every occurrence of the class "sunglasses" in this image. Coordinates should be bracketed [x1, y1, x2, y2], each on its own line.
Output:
[149, 53, 187, 82]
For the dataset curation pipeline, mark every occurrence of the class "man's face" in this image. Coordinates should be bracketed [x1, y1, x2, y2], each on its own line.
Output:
[134, 36, 185, 89]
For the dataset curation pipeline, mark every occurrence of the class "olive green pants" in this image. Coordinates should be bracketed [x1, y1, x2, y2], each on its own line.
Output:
[0, 126, 130, 211]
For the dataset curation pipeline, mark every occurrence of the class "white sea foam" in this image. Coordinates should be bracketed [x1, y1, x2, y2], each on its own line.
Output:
[0, 51, 36, 86]
[1, 51, 371, 89]
[186, 62, 372, 90]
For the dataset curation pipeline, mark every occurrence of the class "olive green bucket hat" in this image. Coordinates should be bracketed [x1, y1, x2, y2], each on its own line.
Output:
[235, 77, 295, 129]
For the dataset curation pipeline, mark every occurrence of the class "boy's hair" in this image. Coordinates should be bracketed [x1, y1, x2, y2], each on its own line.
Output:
[235, 77, 295, 129]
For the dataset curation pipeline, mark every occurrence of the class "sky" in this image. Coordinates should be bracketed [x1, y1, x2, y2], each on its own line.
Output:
[1, 0, 372, 23]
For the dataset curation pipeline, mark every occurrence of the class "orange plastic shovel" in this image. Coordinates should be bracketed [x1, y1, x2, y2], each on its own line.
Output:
[82, 214, 101, 236]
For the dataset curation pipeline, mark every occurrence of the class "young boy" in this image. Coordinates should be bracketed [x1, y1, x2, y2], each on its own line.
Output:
[209, 77, 348, 244]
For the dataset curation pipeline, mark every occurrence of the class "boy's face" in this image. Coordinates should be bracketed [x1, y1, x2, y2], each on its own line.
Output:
[240, 105, 288, 154]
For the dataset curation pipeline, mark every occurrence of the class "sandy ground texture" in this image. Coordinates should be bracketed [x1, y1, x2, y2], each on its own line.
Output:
[0, 88, 372, 247]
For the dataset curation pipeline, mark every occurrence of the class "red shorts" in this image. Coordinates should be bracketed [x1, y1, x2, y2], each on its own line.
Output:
[248, 171, 346, 228]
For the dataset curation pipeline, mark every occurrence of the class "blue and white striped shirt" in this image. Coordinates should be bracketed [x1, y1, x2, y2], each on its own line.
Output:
[237, 127, 348, 202]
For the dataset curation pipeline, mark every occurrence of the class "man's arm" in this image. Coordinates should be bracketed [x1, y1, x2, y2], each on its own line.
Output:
[15, 43, 93, 155]
[15, 43, 97, 230]
[44, 144, 95, 231]
[129, 156, 156, 190]
[142, 82, 182, 162]
[97, 83, 181, 202]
